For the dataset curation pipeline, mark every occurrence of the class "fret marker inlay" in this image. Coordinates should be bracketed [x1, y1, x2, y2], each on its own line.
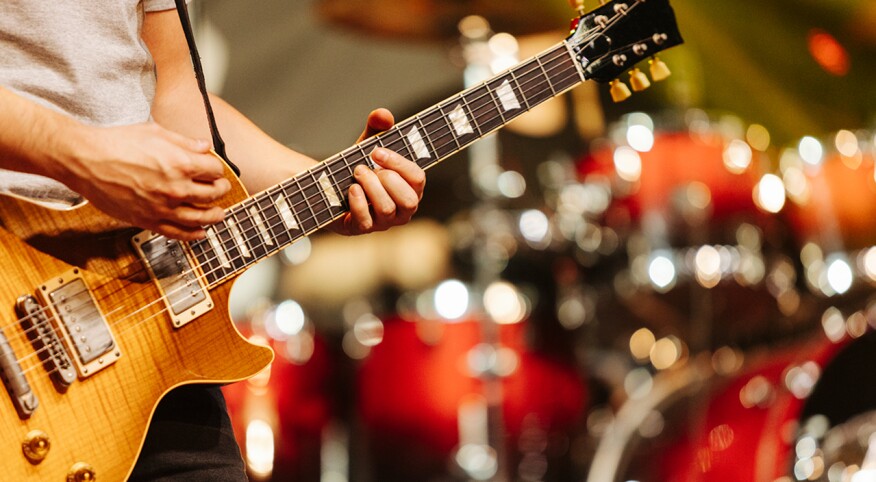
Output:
[318, 172, 342, 207]
[206, 226, 231, 269]
[227, 218, 250, 258]
[406, 126, 431, 159]
[449, 105, 474, 136]
[249, 206, 274, 246]
[274, 194, 300, 231]
[496, 80, 521, 111]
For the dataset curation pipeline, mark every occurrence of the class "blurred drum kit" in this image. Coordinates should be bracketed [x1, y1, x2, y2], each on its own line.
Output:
[218, 0, 876, 481]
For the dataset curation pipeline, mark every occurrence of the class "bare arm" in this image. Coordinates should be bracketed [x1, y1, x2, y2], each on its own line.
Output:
[143, 9, 425, 235]
[0, 86, 230, 240]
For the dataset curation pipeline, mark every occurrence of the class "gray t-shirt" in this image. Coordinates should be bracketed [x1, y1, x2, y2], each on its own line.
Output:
[0, 0, 179, 206]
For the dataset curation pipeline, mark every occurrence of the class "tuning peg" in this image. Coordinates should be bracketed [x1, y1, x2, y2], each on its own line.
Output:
[610, 79, 632, 102]
[649, 56, 671, 82]
[629, 68, 651, 92]
[567, 0, 586, 14]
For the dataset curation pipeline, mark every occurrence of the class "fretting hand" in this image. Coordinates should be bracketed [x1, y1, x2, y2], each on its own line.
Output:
[332, 108, 426, 236]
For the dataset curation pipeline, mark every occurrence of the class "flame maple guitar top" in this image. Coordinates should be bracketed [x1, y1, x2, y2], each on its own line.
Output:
[0, 165, 273, 481]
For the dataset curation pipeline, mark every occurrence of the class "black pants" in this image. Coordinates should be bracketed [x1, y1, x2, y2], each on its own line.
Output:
[128, 385, 247, 481]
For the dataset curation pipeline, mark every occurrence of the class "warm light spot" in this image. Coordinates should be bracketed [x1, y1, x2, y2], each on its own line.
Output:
[484, 281, 527, 325]
[435, 280, 469, 320]
[826, 255, 853, 295]
[686, 182, 712, 211]
[629, 327, 656, 361]
[822, 307, 846, 342]
[614, 146, 643, 182]
[836, 130, 860, 157]
[746, 124, 771, 152]
[754, 174, 786, 213]
[627, 125, 655, 152]
[799, 136, 824, 166]
[861, 247, 876, 280]
[519, 210, 550, 245]
[783, 166, 810, 205]
[273, 300, 305, 337]
[807, 29, 851, 76]
[648, 253, 676, 291]
[723, 139, 753, 174]
[246, 420, 275, 479]
[497, 170, 526, 198]
[695, 245, 722, 288]
[650, 336, 681, 370]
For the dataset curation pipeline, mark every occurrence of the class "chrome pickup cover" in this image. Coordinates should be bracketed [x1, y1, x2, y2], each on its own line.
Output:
[132, 231, 213, 328]
[38, 269, 120, 378]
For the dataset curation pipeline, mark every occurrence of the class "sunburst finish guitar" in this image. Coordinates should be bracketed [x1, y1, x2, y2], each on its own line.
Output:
[0, 1, 681, 479]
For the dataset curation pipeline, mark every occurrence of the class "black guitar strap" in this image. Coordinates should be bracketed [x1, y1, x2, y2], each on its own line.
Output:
[173, 0, 240, 176]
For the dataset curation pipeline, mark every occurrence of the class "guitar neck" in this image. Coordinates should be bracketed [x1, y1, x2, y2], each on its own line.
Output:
[189, 42, 585, 286]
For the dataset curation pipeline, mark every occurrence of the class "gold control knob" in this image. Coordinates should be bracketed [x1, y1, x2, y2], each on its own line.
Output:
[67, 462, 96, 482]
[22, 430, 50, 464]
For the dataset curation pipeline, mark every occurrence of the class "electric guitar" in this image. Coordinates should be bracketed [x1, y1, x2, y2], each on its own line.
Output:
[0, 1, 682, 479]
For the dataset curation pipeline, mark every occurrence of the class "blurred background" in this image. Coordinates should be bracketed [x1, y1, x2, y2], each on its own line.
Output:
[192, 0, 876, 480]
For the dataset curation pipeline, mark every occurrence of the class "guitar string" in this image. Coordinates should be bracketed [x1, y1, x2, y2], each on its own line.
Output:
[8, 54, 584, 378]
[10, 14, 655, 374]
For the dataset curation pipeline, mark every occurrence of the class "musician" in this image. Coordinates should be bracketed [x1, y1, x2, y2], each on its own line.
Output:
[0, 0, 425, 480]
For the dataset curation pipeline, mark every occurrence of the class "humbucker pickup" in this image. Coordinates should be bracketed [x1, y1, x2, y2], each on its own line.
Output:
[132, 231, 213, 328]
[36, 269, 121, 378]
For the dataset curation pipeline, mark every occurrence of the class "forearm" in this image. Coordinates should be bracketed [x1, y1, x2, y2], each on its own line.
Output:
[0, 86, 89, 182]
[150, 77, 317, 194]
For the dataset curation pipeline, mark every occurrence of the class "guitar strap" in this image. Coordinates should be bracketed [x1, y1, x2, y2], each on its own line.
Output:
[172, 0, 241, 176]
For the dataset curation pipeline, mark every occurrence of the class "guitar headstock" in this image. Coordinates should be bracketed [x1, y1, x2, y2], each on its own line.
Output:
[566, 0, 683, 86]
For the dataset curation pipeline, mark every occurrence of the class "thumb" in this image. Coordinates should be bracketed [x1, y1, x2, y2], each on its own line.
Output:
[358, 108, 395, 142]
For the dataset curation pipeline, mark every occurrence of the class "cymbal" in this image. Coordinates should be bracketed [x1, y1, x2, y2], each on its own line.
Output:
[315, 0, 568, 41]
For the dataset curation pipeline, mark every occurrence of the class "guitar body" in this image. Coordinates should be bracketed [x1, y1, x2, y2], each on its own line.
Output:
[0, 168, 273, 481]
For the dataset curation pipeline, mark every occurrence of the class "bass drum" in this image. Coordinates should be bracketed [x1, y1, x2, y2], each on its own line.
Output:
[357, 316, 587, 481]
[597, 323, 876, 482]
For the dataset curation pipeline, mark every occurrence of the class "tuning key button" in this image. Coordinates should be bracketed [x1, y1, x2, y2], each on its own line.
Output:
[610, 79, 632, 102]
[649, 57, 672, 81]
[629, 68, 651, 91]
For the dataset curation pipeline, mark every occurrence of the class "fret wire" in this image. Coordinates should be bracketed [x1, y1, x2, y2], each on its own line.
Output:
[436, 102, 462, 151]
[216, 218, 243, 271]
[306, 168, 331, 225]
[507, 68, 531, 111]
[287, 175, 317, 233]
[484, 82, 508, 124]
[411, 115, 437, 169]
[258, 186, 291, 248]
[534, 55, 557, 96]
[228, 208, 254, 267]
[420, 106, 457, 160]
[232, 200, 267, 262]
[456, 93, 483, 137]
[394, 120, 418, 162]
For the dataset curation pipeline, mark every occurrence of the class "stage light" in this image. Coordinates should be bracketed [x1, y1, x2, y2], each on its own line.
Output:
[799, 136, 824, 166]
[723, 139, 753, 174]
[435, 280, 470, 320]
[613, 146, 642, 182]
[754, 174, 786, 213]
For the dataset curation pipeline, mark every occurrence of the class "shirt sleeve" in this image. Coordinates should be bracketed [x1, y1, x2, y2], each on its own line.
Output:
[144, 0, 189, 13]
